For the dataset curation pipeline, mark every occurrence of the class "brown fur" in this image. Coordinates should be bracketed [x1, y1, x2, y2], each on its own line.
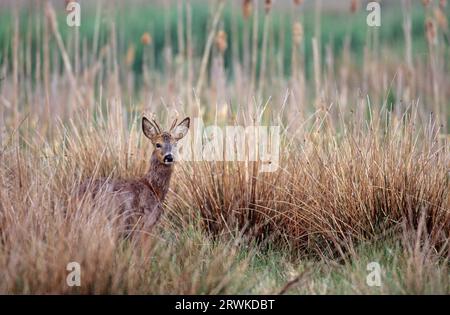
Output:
[78, 117, 190, 234]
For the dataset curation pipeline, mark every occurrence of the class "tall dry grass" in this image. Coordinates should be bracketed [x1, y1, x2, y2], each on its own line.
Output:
[0, 98, 447, 293]
[0, 103, 257, 294]
[171, 106, 449, 259]
[0, 0, 449, 293]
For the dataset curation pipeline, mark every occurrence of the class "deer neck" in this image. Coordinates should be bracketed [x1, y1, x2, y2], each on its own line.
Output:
[143, 152, 174, 201]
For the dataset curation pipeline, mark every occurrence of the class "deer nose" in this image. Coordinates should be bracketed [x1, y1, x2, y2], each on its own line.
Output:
[163, 154, 174, 163]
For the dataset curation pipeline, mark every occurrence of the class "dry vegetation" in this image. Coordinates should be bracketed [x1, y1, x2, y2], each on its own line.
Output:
[0, 0, 449, 294]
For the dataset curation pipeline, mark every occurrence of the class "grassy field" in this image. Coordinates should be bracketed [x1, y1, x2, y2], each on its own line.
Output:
[0, 0, 449, 294]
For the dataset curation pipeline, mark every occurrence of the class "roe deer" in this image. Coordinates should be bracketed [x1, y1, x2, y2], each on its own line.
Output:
[78, 116, 190, 234]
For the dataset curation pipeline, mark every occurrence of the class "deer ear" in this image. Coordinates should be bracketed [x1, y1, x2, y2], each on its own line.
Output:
[172, 117, 190, 140]
[142, 117, 158, 140]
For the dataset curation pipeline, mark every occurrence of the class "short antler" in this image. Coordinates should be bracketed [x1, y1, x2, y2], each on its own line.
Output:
[169, 118, 178, 131]
[151, 119, 161, 134]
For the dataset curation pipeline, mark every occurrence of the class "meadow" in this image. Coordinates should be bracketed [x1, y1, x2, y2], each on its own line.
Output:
[0, 0, 449, 294]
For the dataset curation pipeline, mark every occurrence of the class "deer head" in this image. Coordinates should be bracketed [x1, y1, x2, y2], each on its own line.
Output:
[142, 116, 190, 165]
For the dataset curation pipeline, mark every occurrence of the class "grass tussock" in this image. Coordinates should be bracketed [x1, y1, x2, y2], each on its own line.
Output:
[172, 109, 449, 259]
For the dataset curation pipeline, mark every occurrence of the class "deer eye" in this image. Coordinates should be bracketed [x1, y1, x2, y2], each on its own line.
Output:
[155, 143, 162, 148]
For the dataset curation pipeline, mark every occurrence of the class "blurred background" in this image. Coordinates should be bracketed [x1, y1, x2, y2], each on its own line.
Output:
[0, 0, 449, 131]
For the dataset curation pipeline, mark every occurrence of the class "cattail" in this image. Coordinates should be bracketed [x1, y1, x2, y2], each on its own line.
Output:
[293, 0, 304, 5]
[215, 30, 227, 54]
[218, 103, 228, 120]
[422, 0, 432, 7]
[434, 8, 448, 31]
[425, 19, 437, 45]
[65, 0, 77, 12]
[264, 0, 272, 14]
[242, 0, 252, 19]
[350, 0, 360, 13]
[440, 0, 447, 9]
[292, 21, 303, 46]
[125, 44, 135, 67]
[141, 32, 152, 46]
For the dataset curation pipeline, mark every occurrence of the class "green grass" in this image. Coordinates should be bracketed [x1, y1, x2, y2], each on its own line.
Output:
[161, 217, 449, 294]
[232, 239, 449, 294]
